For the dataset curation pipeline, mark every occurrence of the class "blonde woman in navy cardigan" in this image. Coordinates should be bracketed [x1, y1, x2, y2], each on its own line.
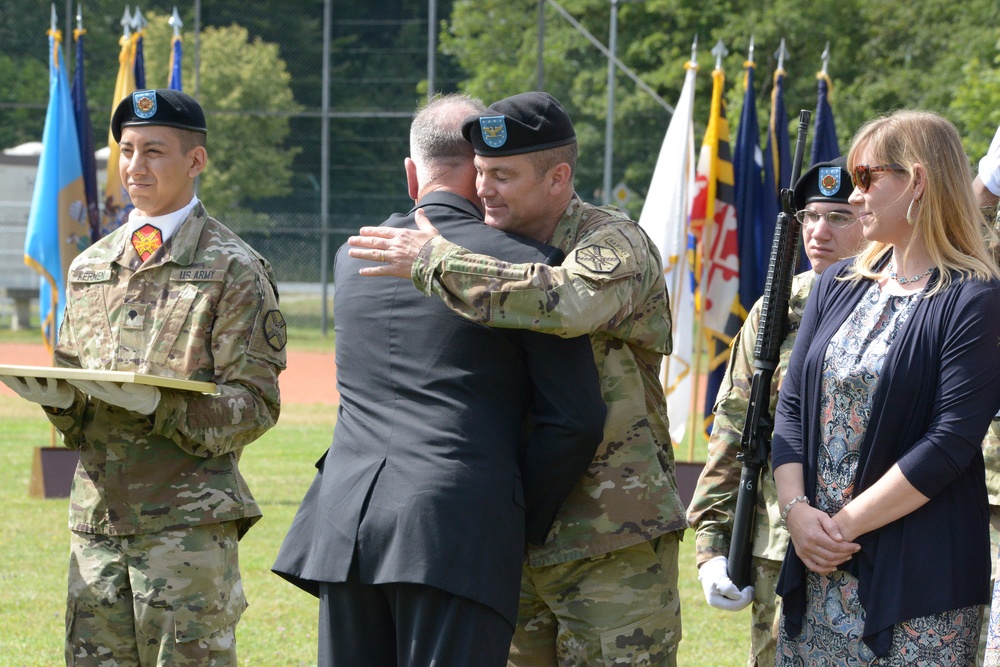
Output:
[772, 109, 1000, 664]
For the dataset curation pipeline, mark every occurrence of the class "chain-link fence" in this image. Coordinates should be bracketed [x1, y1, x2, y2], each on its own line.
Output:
[0, 0, 465, 333]
[0, 0, 673, 335]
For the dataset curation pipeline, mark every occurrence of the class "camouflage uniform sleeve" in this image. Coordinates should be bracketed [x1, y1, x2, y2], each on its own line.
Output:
[411, 220, 659, 339]
[985, 420, 1000, 506]
[687, 301, 761, 566]
[148, 260, 286, 458]
[41, 298, 92, 448]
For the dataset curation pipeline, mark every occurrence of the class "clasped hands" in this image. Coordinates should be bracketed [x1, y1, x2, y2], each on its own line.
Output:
[1, 375, 160, 415]
[784, 501, 860, 575]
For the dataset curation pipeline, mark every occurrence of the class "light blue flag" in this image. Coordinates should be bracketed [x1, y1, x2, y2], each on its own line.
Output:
[25, 28, 90, 352]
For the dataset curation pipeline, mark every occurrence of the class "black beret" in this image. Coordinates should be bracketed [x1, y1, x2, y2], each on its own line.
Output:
[111, 89, 208, 144]
[461, 91, 576, 157]
[793, 156, 852, 211]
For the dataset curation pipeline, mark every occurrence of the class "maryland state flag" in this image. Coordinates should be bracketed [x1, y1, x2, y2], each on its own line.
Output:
[690, 65, 741, 438]
[100, 31, 136, 237]
[637, 60, 698, 447]
[25, 25, 90, 352]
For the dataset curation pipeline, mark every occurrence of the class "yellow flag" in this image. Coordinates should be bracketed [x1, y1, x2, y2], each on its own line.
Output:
[100, 34, 136, 237]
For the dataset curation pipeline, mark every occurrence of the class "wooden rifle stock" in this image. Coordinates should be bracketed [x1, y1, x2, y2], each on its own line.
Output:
[727, 110, 811, 590]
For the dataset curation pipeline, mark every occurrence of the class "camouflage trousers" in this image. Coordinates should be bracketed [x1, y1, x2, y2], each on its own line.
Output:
[748, 557, 782, 667]
[977, 506, 1000, 666]
[66, 522, 246, 667]
[509, 531, 682, 667]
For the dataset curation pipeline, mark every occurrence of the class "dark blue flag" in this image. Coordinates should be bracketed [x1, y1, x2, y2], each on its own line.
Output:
[733, 61, 768, 314]
[133, 30, 146, 90]
[811, 73, 840, 165]
[71, 27, 99, 243]
[169, 34, 183, 91]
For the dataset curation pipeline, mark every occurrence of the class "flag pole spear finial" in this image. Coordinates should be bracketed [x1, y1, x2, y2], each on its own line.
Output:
[690, 34, 698, 67]
[821, 41, 831, 75]
[169, 7, 184, 36]
[775, 38, 788, 71]
[747, 35, 754, 64]
[50, 3, 57, 33]
[132, 6, 147, 31]
[712, 38, 727, 71]
[121, 6, 132, 38]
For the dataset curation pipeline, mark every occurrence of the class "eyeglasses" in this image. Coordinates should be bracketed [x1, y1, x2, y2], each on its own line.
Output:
[851, 163, 906, 193]
[794, 210, 858, 229]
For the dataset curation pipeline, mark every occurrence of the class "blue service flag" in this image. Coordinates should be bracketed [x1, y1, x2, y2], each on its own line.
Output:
[766, 68, 791, 194]
[810, 73, 840, 166]
[133, 31, 146, 89]
[25, 32, 90, 351]
[733, 62, 769, 313]
[72, 28, 100, 243]
[169, 35, 183, 91]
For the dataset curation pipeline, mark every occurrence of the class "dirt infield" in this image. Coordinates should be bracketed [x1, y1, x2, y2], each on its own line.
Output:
[0, 343, 339, 406]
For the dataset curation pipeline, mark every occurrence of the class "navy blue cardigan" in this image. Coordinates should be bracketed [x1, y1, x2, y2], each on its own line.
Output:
[771, 257, 1000, 656]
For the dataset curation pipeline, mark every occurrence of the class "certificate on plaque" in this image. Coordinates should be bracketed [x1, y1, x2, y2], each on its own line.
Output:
[0, 364, 218, 394]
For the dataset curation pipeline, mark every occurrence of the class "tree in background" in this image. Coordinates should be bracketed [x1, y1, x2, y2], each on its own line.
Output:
[0, 53, 48, 150]
[442, 0, 999, 212]
[142, 12, 300, 231]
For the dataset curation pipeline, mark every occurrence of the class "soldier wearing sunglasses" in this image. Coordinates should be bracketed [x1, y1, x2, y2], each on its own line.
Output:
[688, 157, 865, 667]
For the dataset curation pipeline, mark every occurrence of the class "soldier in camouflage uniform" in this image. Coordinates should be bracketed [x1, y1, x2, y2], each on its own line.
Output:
[977, 123, 1000, 666]
[687, 158, 864, 667]
[1, 89, 285, 666]
[348, 91, 684, 666]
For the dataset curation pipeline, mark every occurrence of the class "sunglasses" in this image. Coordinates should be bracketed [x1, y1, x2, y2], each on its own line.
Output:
[851, 163, 906, 193]
[794, 210, 858, 229]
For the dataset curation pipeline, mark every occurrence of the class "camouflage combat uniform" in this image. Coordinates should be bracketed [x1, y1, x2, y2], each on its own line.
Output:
[43, 202, 286, 666]
[412, 194, 686, 666]
[980, 421, 1000, 665]
[687, 271, 815, 667]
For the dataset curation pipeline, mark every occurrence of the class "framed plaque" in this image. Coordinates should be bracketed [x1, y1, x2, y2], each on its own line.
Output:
[0, 364, 218, 394]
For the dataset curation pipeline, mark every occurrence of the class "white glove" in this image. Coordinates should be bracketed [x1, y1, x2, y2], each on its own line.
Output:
[978, 124, 1000, 197]
[0, 376, 75, 409]
[70, 380, 161, 415]
[698, 556, 754, 612]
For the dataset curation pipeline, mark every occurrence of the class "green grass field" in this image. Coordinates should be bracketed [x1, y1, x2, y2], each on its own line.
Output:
[0, 395, 747, 666]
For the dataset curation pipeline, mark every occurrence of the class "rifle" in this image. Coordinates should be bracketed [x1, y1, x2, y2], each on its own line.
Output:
[727, 109, 811, 590]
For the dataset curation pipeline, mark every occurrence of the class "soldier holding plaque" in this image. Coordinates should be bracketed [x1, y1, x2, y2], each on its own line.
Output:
[1, 89, 285, 667]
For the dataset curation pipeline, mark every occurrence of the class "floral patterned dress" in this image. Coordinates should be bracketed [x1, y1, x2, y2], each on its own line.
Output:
[776, 282, 983, 666]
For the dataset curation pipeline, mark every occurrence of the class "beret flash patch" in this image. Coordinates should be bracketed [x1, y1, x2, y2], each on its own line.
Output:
[575, 244, 621, 273]
[133, 90, 157, 118]
[818, 166, 841, 197]
[263, 310, 287, 351]
[479, 115, 507, 148]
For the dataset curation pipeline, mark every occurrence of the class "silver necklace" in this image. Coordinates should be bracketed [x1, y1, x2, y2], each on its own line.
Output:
[887, 260, 934, 285]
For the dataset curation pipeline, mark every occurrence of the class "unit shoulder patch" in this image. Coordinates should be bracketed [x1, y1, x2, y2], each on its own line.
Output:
[574, 244, 622, 274]
[263, 310, 287, 351]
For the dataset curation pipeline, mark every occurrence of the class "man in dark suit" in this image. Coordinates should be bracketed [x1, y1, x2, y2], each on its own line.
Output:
[272, 94, 606, 667]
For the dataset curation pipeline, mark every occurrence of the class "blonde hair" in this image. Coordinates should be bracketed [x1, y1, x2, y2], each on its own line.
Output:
[845, 109, 1000, 295]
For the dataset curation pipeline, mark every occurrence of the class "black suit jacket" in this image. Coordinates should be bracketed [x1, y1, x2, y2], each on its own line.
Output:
[272, 192, 605, 625]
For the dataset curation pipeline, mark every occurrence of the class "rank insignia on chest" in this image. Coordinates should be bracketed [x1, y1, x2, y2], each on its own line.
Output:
[479, 116, 508, 148]
[263, 310, 287, 351]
